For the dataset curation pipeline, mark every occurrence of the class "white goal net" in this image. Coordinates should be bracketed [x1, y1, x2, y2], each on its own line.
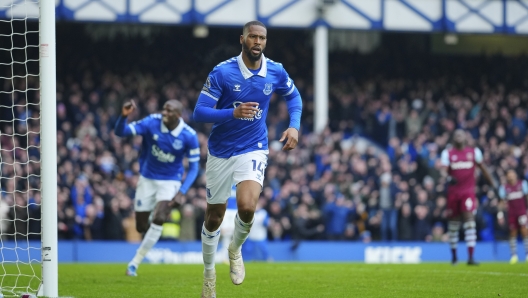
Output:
[0, 1, 57, 297]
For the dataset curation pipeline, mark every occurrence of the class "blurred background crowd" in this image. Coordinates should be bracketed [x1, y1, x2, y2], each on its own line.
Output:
[1, 24, 527, 244]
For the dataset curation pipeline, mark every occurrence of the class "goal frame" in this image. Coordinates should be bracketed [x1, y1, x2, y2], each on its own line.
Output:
[38, 0, 58, 296]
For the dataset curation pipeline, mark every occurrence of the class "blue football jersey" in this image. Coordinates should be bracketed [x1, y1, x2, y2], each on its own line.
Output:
[201, 53, 299, 158]
[126, 114, 200, 181]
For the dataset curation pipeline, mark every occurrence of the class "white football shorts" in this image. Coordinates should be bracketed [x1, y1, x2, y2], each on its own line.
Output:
[205, 150, 268, 205]
[134, 175, 181, 212]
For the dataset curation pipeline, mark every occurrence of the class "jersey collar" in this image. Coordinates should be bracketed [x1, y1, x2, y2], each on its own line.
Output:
[237, 52, 267, 80]
[161, 118, 185, 137]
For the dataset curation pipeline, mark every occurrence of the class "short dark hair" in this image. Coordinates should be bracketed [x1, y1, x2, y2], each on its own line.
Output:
[243, 20, 266, 36]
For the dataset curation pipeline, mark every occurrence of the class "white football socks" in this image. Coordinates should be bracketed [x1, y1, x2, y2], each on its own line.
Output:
[229, 213, 254, 253]
[129, 223, 163, 268]
[448, 221, 460, 249]
[463, 221, 477, 248]
[509, 237, 517, 257]
[201, 223, 221, 271]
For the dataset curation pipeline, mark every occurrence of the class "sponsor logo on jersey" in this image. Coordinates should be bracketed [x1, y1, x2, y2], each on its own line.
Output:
[466, 152, 473, 160]
[151, 145, 175, 163]
[233, 101, 263, 121]
[206, 188, 212, 198]
[189, 148, 200, 155]
[233, 84, 241, 91]
[153, 134, 159, 141]
[508, 191, 524, 200]
[263, 83, 273, 95]
[172, 139, 183, 150]
[450, 161, 473, 170]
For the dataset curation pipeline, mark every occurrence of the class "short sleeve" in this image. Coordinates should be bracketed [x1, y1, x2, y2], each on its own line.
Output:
[200, 67, 223, 101]
[186, 134, 200, 163]
[522, 180, 528, 195]
[474, 148, 483, 164]
[440, 149, 450, 166]
[129, 114, 156, 136]
[498, 185, 506, 200]
[274, 66, 296, 97]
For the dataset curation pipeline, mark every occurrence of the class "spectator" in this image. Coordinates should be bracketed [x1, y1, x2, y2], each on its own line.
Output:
[291, 204, 324, 249]
[102, 199, 124, 240]
[413, 205, 432, 241]
[398, 203, 413, 241]
[379, 172, 397, 241]
[323, 196, 353, 240]
[179, 204, 198, 241]
[82, 203, 104, 240]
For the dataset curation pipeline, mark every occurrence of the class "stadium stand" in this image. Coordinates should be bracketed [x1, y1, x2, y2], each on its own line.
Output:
[1, 25, 525, 243]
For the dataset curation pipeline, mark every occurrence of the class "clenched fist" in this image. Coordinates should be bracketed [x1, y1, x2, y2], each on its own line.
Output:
[233, 102, 259, 119]
[122, 100, 137, 117]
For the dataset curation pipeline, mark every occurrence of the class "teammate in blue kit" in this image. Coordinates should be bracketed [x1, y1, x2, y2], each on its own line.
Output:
[193, 20, 302, 298]
[114, 99, 200, 276]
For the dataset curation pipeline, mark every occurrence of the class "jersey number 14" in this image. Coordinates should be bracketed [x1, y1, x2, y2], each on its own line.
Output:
[252, 160, 265, 175]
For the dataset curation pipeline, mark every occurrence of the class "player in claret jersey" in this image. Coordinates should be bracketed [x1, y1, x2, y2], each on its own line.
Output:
[498, 169, 528, 264]
[440, 129, 496, 265]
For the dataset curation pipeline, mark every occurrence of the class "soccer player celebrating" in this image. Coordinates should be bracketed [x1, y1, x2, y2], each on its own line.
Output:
[114, 99, 200, 276]
[193, 21, 302, 297]
[440, 129, 495, 265]
[498, 169, 528, 264]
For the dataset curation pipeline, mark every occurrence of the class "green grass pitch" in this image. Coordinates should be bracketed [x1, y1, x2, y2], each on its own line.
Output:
[2, 262, 528, 297]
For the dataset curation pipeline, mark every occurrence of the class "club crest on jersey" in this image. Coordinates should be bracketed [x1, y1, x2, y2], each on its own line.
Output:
[172, 139, 183, 150]
[263, 83, 273, 95]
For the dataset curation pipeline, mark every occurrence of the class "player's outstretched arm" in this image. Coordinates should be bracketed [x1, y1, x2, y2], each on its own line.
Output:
[114, 100, 137, 137]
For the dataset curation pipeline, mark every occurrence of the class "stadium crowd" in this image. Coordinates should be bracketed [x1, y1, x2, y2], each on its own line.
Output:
[1, 26, 526, 243]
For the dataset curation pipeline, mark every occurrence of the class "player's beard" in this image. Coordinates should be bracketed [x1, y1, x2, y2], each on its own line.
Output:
[242, 42, 263, 62]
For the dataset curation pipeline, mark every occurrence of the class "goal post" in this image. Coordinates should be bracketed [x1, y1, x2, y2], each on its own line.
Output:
[39, 0, 58, 296]
[0, 0, 57, 296]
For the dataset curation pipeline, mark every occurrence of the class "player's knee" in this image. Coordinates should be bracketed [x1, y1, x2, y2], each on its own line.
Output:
[205, 216, 223, 230]
[151, 215, 165, 226]
[136, 222, 149, 233]
[237, 206, 255, 222]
